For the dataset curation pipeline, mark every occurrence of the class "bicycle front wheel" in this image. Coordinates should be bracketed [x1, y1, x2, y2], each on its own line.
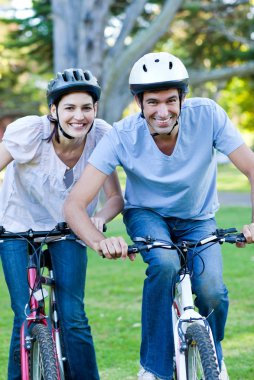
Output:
[185, 323, 220, 380]
[29, 324, 58, 380]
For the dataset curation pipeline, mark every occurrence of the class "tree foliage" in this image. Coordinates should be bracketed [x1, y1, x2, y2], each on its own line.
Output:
[0, 0, 52, 123]
[2, 0, 52, 71]
[0, 0, 254, 131]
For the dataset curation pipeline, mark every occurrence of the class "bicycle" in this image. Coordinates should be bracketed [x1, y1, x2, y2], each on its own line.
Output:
[127, 227, 246, 380]
[0, 222, 77, 380]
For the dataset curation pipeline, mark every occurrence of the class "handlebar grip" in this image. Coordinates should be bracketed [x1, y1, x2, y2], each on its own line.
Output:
[127, 246, 139, 254]
[57, 222, 68, 231]
[127, 245, 149, 254]
[224, 233, 246, 244]
[216, 227, 237, 236]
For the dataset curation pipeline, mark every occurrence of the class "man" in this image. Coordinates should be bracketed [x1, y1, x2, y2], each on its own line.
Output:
[64, 52, 254, 380]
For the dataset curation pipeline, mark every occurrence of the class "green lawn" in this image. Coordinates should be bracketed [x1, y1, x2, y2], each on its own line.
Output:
[217, 163, 250, 193]
[117, 163, 251, 193]
[0, 207, 253, 380]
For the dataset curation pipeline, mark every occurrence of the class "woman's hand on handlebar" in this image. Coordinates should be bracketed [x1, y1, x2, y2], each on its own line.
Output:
[94, 237, 136, 261]
[90, 216, 106, 233]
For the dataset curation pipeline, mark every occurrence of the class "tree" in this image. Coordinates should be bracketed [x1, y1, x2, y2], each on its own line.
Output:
[51, 0, 254, 123]
[51, 0, 185, 122]
[1, 0, 254, 127]
[0, 0, 52, 128]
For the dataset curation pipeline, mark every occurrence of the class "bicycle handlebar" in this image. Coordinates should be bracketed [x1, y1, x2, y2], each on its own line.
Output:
[127, 228, 246, 254]
[1, 224, 244, 255]
[0, 222, 73, 241]
[0, 222, 107, 244]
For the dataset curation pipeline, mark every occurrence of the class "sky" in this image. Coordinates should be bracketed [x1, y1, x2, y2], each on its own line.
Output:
[0, 0, 33, 18]
[11, 0, 32, 9]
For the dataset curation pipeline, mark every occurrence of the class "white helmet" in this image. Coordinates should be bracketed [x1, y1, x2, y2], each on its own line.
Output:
[129, 52, 189, 96]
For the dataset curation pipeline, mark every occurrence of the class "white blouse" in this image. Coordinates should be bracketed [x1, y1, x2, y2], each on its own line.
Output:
[0, 115, 111, 232]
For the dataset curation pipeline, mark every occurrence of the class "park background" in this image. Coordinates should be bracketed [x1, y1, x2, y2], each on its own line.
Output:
[0, 0, 254, 379]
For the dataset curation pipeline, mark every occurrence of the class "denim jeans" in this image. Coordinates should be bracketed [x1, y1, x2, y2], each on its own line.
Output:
[0, 238, 99, 380]
[123, 208, 229, 380]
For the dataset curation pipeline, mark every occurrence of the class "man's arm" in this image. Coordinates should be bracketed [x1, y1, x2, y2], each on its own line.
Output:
[63, 163, 129, 259]
[228, 143, 254, 243]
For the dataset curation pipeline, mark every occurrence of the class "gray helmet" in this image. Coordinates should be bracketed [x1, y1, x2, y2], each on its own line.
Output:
[129, 52, 189, 96]
[47, 68, 101, 107]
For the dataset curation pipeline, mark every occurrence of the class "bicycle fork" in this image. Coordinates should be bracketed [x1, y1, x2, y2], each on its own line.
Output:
[20, 257, 64, 379]
[172, 271, 219, 379]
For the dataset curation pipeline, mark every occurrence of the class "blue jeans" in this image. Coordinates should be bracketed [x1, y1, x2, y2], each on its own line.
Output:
[123, 209, 229, 380]
[0, 239, 99, 380]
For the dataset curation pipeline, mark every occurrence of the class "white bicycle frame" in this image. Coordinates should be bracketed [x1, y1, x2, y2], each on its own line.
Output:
[131, 231, 245, 380]
[172, 270, 219, 379]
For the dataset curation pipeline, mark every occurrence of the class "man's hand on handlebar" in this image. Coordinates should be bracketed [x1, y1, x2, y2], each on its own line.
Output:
[240, 222, 254, 247]
[93, 237, 136, 261]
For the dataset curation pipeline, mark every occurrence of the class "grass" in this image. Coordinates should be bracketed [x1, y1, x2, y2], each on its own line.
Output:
[217, 163, 250, 193]
[0, 207, 253, 379]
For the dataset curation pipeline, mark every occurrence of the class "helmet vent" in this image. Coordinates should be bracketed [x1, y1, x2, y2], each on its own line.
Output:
[143, 64, 148, 72]
[73, 70, 80, 80]
[84, 71, 91, 81]
[169, 61, 173, 69]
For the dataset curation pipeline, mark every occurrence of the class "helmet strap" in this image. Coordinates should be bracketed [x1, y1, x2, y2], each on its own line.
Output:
[151, 120, 178, 137]
[56, 107, 75, 140]
[58, 123, 75, 140]
[137, 94, 145, 118]
[85, 121, 94, 135]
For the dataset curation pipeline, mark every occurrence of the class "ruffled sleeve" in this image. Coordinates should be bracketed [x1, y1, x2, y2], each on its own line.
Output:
[93, 118, 112, 144]
[2, 115, 44, 164]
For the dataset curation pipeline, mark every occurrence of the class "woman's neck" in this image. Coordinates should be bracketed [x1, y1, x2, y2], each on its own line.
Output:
[52, 132, 87, 169]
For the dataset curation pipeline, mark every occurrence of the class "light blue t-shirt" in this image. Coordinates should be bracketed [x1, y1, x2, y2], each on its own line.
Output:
[89, 98, 244, 220]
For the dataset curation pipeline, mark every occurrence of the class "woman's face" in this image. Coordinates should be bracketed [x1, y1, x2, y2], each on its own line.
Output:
[51, 92, 97, 139]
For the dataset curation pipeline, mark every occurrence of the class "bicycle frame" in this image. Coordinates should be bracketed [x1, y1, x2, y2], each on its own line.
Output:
[129, 229, 246, 380]
[20, 256, 41, 378]
[0, 224, 73, 380]
[20, 243, 64, 380]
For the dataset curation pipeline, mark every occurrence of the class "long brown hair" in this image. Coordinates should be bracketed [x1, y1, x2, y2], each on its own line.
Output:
[45, 114, 61, 143]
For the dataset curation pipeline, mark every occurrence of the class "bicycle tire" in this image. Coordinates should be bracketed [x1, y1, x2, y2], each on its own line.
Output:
[185, 323, 220, 380]
[29, 324, 58, 380]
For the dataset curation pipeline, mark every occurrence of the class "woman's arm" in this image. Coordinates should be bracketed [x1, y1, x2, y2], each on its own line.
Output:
[64, 163, 129, 259]
[91, 171, 124, 231]
[0, 142, 13, 171]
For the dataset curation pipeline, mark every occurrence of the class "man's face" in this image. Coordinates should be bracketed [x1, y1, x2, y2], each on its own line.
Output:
[137, 88, 181, 136]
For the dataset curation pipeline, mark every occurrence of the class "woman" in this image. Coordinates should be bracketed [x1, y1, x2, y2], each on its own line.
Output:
[0, 68, 123, 380]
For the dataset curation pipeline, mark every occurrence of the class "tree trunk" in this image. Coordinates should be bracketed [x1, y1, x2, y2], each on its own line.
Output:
[51, 0, 254, 125]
